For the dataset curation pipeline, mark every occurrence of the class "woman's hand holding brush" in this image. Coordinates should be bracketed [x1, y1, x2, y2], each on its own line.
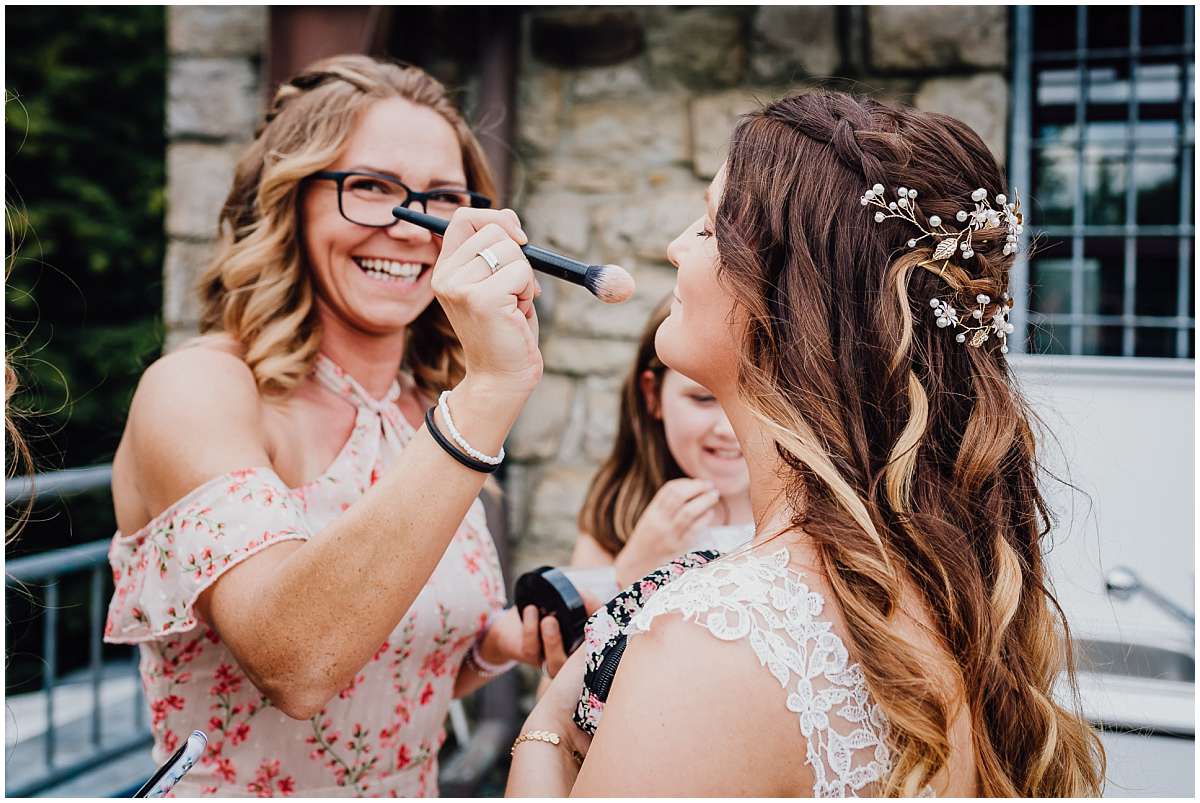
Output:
[429, 208, 544, 446]
[395, 205, 635, 304]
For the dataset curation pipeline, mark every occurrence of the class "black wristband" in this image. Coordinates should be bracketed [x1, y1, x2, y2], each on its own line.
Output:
[424, 406, 501, 474]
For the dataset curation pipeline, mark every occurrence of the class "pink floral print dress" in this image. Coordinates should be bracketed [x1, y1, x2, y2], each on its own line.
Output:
[104, 355, 506, 797]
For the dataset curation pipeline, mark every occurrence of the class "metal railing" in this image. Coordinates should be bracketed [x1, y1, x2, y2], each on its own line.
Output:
[5, 464, 519, 797]
[6, 465, 151, 798]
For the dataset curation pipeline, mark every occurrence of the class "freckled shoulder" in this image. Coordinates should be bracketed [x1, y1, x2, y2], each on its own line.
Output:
[121, 342, 273, 525]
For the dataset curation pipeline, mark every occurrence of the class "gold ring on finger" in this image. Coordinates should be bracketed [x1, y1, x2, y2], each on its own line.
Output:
[476, 247, 501, 274]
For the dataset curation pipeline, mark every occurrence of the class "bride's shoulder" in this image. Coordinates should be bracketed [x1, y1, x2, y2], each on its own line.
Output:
[584, 576, 814, 796]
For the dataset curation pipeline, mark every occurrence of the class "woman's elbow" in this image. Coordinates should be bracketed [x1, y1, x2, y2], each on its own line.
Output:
[251, 663, 342, 721]
[261, 678, 336, 721]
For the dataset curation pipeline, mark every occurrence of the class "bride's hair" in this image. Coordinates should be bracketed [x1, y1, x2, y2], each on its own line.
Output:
[716, 91, 1104, 796]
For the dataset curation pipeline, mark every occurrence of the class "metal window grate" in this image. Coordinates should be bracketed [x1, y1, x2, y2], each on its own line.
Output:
[1011, 6, 1195, 358]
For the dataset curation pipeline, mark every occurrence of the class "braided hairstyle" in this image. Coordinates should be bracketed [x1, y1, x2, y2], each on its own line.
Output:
[197, 55, 498, 398]
[715, 91, 1104, 795]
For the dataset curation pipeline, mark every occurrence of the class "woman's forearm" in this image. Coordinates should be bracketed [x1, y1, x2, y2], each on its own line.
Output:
[208, 377, 526, 717]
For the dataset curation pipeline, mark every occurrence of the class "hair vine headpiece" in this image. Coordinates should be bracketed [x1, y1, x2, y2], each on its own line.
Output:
[860, 183, 1021, 353]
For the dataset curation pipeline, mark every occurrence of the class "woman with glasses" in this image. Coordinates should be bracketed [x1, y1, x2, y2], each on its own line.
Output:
[103, 55, 557, 796]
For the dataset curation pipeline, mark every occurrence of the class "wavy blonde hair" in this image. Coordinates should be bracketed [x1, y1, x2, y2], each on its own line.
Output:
[717, 92, 1104, 795]
[197, 55, 498, 397]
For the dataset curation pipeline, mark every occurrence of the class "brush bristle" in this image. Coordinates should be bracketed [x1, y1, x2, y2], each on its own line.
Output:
[584, 264, 636, 304]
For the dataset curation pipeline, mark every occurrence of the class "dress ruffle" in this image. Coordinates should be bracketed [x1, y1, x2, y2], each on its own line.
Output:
[105, 467, 311, 643]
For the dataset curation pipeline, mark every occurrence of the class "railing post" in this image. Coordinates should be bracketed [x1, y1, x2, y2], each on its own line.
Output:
[91, 565, 104, 748]
[43, 582, 59, 770]
[132, 648, 144, 730]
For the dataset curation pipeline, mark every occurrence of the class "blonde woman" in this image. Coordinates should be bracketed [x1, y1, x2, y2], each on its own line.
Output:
[508, 91, 1104, 796]
[104, 56, 554, 796]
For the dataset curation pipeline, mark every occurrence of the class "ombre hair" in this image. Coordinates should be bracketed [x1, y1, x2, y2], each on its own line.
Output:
[196, 55, 498, 397]
[578, 296, 681, 556]
[716, 91, 1104, 796]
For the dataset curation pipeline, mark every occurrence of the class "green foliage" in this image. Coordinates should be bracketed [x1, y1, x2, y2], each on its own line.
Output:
[6, 7, 167, 694]
[6, 6, 166, 478]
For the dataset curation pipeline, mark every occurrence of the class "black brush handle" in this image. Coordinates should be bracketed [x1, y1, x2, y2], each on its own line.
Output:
[392, 206, 591, 286]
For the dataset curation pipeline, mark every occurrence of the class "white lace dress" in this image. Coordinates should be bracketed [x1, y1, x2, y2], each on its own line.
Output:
[625, 547, 894, 797]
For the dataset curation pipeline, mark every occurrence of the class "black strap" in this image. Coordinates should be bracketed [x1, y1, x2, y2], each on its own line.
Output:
[424, 406, 500, 474]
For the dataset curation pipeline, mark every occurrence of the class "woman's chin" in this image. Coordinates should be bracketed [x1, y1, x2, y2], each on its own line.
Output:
[653, 316, 690, 375]
[329, 296, 433, 337]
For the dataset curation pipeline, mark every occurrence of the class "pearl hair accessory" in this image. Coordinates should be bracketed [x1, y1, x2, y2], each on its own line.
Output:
[860, 183, 1023, 260]
[929, 291, 1016, 353]
[861, 183, 1021, 353]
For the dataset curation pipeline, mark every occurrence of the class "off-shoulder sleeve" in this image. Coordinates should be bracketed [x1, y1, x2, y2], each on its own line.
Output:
[105, 467, 312, 644]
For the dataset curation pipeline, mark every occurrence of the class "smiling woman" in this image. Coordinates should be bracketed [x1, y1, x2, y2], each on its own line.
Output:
[103, 55, 558, 797]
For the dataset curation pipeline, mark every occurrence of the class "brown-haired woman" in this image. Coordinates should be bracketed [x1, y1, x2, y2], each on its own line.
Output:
[509, 90, 1105, 796]
[571, 295, 752, 592]
[104, 56, 556, 796]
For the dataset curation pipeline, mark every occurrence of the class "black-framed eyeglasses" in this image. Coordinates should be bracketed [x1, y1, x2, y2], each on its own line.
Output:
[308, 170, 492, 227]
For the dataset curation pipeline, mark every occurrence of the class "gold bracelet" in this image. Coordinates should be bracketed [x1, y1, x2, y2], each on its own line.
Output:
[511, 729, 584, 766]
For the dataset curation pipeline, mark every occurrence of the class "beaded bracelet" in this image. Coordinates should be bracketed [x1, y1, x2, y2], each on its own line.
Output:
[466, 643, 518, 677]
[425, 407, 500, 474]
[438, 390, 505, 465]
[467, 607, 517, 677]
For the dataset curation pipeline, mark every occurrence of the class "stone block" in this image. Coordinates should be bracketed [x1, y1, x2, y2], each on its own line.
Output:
[915, 73, 1008, 165]
[749, 6, 840, 82]
[525, 159, 639, 196]
[501, 462, 531, 547]
[517, 464, 598, 574]
[166, 143, 243, 239]
[543, 336, 638, 378]
[645, 7, 746, 89]
[530, 8, 645, 69]
[168, 6, 267, 56]
[562, 95, 689, 166]
[168, 58, 260, 140]
[689, 90, 771, 179]
[572, 63, 650, 102]
[508, 373, 577, 461]
[868, 6, 1007, 71]
[553, 263, 677, 340]
[593, 188, 706, 264]
[519, 191, 591, 255]
[583, 375, 624, 462]
[164, 322, 202, 354]
[516, 66, 564, 155]
[163, 239, 215, 328]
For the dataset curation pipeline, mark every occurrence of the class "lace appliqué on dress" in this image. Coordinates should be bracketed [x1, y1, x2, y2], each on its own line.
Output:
[626, 547, 893, 798]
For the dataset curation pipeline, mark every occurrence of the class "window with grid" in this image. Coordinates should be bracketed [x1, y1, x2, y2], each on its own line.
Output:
[1010, 6, 1195, 358]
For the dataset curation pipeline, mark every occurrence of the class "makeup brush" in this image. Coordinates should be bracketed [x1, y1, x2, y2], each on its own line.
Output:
[392, 206, 635, 304]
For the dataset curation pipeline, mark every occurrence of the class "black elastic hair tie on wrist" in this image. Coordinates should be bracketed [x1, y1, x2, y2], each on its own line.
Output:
[424, 406, 501, 474]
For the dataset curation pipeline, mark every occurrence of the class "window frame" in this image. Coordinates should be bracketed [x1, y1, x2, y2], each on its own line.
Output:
[1009, 5, 1195, 358]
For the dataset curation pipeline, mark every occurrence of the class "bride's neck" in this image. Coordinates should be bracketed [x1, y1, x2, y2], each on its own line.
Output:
[718, 395, 802, 543]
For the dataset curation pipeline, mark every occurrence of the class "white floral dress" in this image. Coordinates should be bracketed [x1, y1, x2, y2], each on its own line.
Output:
[577, 547, 896, 797]
[104, 355, 506, 797]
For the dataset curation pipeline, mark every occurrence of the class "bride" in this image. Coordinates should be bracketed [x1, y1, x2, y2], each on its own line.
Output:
[505, 90, 1105, 796]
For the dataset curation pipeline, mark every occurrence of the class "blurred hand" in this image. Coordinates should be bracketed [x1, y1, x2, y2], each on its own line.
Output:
[431, 208, 543, 399]
[614, 478, 720, 587]
[479, 592, 603, 679]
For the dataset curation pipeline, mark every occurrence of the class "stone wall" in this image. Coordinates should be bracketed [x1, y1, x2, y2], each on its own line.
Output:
[159, 6, 1012, 578]
[505, 5, 1010, 576]
[163, 6, 267, 349]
